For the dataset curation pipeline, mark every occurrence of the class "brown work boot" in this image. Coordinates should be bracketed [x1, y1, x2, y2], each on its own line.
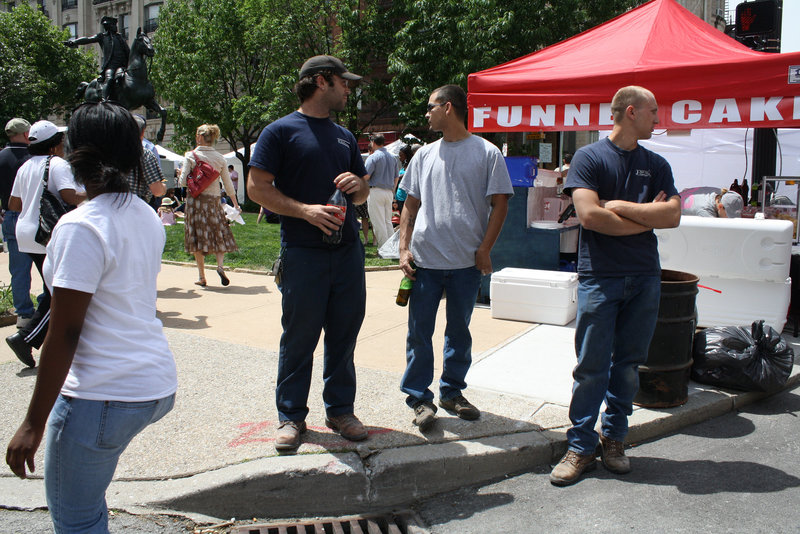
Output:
[549, 450, 597, 486]
[275, 420, 306, 451]
[598, 435, 631, 474]
[325, 413, 368, 442]
[412, 400, 438, 432]
[439, 394, 480, 421]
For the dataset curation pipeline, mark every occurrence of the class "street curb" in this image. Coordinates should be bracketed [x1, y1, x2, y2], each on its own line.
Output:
[121, 373, 800, 521]
[3, 376, 798, 522]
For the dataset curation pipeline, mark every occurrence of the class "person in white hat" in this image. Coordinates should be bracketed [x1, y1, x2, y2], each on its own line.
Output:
[5, 120, 85, 368]
[158, 196, 176, 225]
[1, 118, 37, 326]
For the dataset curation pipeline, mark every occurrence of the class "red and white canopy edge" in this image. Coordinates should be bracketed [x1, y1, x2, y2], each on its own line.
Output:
[467, 0, 800, 132]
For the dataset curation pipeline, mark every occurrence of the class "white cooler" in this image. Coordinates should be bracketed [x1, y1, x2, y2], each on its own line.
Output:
[490, 268, 578, 325]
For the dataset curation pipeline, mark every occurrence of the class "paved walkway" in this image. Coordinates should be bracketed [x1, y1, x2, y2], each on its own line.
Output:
[0, 253, 797, 522]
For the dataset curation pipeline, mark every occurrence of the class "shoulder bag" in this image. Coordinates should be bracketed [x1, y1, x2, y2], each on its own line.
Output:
[35, 156, 74, 246]
[186, 150, 220, 198]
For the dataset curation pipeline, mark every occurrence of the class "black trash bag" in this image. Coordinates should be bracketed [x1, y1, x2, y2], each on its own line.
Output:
[691, 320, 794, 392]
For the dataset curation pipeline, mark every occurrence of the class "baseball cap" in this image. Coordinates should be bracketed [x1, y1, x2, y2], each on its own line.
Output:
[299, 55, 362, 81]
[28, 120, 67, 144]
[720, 191, 743, 218]
[5, 118, 30, 136]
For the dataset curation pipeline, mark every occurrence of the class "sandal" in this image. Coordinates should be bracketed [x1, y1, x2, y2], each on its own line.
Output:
[216, 267, 230, 286]
[194, 278, 207, 287]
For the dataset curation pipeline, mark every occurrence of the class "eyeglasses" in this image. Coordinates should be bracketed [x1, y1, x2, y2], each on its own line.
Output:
[426, 102, 447, 112]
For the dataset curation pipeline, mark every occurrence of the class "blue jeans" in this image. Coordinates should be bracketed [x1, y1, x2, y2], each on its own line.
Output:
[276, 242, 366, 421]
[1, 211, 34, 318]
[401, 266, 481, 407]
[45, 393, 175, 533]
[567, 274, 661, 455]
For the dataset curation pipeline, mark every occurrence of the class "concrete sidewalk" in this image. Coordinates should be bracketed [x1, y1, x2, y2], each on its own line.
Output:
[0, 254, 798, 523]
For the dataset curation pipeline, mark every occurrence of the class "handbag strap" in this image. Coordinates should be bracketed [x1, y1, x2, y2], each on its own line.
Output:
[41, 155, 53, 187]
[190, 150, 201, 170]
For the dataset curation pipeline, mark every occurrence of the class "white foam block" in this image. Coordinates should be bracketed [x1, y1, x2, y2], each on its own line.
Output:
[694, 276, 790, 332]
[656, 216, 793, 282]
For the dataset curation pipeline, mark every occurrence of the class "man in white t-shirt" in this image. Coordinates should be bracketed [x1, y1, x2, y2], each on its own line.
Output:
[397, 85, 513, 432]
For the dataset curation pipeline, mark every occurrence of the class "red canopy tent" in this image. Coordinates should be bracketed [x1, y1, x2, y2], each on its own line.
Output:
[468, 0, 800, 132]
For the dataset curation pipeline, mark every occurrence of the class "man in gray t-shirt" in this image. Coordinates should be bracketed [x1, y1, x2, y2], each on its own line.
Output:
[365, 134, 399, 248]
[398, 84, 513, 432]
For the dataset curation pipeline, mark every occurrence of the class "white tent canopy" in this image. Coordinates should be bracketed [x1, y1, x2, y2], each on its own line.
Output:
[155, 145, 184, 164]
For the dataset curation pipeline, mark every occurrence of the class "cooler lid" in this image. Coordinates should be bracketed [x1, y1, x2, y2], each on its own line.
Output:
[492, 268, 578, 287]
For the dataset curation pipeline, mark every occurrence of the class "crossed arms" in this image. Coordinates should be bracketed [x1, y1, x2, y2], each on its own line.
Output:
[571, 188, 681, 236]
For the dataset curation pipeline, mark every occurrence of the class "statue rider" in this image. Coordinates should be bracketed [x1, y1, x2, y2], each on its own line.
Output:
[65, 16, 130, 101]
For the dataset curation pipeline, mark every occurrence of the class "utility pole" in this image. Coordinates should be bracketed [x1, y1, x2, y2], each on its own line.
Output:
[733, 0, 782, 204]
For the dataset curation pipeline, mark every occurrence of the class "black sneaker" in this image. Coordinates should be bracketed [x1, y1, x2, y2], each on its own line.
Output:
[412, 400, 437, 432]
[6, 332, 34, 368]
[439, 394, 480, 420]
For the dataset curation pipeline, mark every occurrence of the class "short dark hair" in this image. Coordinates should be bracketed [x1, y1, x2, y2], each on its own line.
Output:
[432, 84, 467, 121]
[228, 164, 234, 170]
[28, 132, 64, 156]
[563, 153, 573, 164]
[371, 134, 385, 146]
[67, 102, 142, 196]
[294, 70, 335, 103]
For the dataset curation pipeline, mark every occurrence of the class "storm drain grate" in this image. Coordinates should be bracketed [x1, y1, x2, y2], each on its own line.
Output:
[230, 511, 428, 534]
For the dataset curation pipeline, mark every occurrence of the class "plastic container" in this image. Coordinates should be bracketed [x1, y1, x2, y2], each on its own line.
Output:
[490, 268, 578, 325]
[655, 215, 793, 332]
[559, 223, 579, 253]
[655, 215, 792, 282]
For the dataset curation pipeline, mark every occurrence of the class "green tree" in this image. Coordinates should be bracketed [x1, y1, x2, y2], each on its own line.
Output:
[151, 0, 396, 201]
[0, 3, 95, 140]
[388, 0, 643, 134]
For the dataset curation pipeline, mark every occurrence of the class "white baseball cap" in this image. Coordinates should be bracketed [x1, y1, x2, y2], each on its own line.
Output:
[28, 120, 67, 144]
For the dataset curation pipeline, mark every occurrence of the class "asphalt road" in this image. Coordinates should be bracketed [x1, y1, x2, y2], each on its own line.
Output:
[3, 384, 800, 533]
[415, 383, 800, 534]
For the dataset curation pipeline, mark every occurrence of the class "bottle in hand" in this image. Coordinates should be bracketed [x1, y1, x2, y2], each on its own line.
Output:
[322, 188, 347, 245]
[396, 261, 417, 306]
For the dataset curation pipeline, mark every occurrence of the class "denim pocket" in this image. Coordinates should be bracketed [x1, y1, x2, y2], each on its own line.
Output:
[97, 399, 161, 449]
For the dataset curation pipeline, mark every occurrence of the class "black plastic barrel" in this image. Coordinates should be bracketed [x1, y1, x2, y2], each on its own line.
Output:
[633, 269, 699, 408]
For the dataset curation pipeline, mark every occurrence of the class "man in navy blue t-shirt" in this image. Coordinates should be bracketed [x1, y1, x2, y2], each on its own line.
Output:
[551, 86, 681, 486]
[248, 55, 370, 452]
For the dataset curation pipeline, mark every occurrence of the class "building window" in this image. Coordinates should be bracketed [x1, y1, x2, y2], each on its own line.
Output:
[119, 13, 130, 40]
[62, 0, 77, 9]
[144, 3, 161, 34]
[64, 22, 77, 39]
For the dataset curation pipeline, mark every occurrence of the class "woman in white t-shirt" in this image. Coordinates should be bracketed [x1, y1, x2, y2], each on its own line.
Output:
[6, 102, 177, 533]
[6, 121, 86, 368]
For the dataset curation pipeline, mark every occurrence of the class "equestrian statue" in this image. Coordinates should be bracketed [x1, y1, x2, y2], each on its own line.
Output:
[66, 16, 167, 143]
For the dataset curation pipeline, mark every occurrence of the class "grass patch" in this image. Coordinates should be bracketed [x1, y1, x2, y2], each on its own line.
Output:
[162, 211, 399, 270]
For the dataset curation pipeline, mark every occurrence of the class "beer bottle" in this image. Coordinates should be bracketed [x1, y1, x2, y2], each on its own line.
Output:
[396, 261, 416, 306]
[322, 188, 347, 245]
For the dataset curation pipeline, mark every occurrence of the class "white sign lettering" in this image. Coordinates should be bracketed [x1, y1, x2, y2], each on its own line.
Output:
[709, 98, 742, 123]
[672, 100, 702, 124]
[599, 103, 614, 126]
[530, 105, 556, 127]
[564, 103, 590, 126]
[750, 97, 783, 121]
[497, 106, 523, 127]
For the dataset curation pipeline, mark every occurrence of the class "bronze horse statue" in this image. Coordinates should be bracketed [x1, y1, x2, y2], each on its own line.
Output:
[77, 28, 167, 143]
